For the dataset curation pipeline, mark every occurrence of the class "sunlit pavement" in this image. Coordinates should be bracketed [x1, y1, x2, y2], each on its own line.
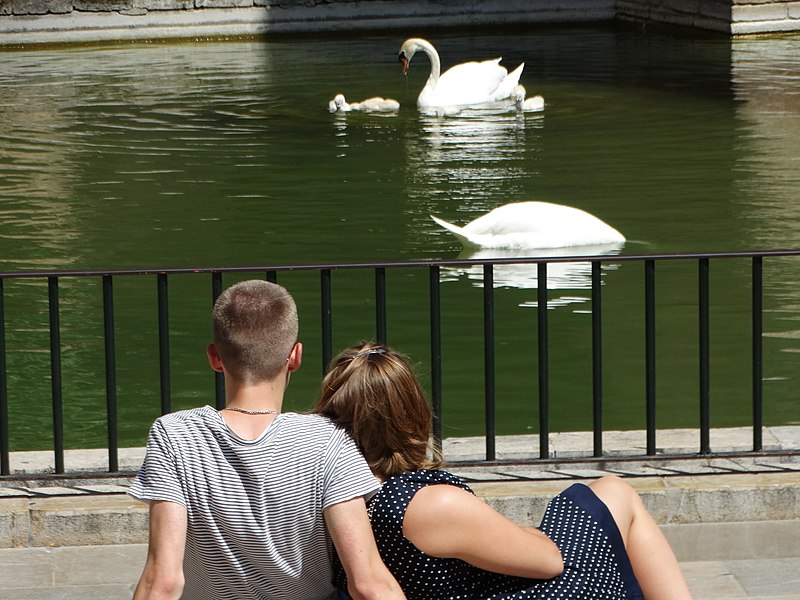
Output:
[0, 544, 798, 599]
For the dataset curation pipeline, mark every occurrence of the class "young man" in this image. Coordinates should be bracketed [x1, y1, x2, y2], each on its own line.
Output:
[129, 279, 405, 600]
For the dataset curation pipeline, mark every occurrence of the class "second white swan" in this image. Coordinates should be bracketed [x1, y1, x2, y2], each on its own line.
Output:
[431, 202, 626, 250]
[398, 37, 524, 110]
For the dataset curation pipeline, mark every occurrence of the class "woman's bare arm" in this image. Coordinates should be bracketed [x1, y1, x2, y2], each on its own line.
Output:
[402, 484, 563, 580]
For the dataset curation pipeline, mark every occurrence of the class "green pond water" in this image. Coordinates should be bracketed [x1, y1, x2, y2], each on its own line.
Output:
[1, 26, 799, 451]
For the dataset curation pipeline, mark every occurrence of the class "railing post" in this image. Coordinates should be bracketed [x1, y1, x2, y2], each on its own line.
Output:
[48, 277, 64, 474]
[0, 279, 8, 476]
[645, 260, 656, 456]
[429, 266, 442, 454]
[537, 262, 549, 459]
[375, 267, 387, 345]
[752, 256, 763, 452]
[102, 276, 119, 473]
[266, 270, 277, 283]
[157, 274, 171, 416]
[699, 258, 711, 454]
[483, 264, 496, 461]
[592, 261, 603, 458]
[212, 272, 224, 410]
[321, 269, 332, 374]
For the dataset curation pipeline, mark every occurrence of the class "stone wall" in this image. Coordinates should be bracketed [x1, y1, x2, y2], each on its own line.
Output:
[0, 0, 798, 46]
[616, 0, 800, 34]
[0, 0, 614, 21]
[0, 0, 616, 46]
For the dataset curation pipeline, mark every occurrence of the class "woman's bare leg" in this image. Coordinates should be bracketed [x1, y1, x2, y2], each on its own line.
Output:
[588, 476, 692, 600]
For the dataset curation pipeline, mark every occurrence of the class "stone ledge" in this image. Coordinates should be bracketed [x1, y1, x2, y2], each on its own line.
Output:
[2, 428, 798, 549]
[469, 471, 800, 526]
[2, 471, 799, 549]
[4, 494, 149, 548]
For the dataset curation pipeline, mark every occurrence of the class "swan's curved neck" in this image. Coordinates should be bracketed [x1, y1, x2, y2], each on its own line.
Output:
[413, 38, 441, 84]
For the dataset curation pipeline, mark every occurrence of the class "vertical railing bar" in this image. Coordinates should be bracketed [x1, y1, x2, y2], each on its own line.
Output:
[157, 274, 171, 416]
[321, 269, 332, 374]
[266, 270, 277, 283]
[645, 260, 656, 456]
[212, 272, 225, 410]
[483, 264, 496, 461]
[429, 266, 442, 454]
[591, 261, 603, 458]
[48, 277, 64, 474]
[537, 262, 549, 459]
[0, 280, 9, 475]
[699, 258, 711, 454]
[102, 276, 119, 473]
[375, 267, 387, 345]
[752, 256, 763, 452]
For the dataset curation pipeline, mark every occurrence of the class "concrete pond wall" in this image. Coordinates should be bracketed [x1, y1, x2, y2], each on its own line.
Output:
[1, 0, 799, 46]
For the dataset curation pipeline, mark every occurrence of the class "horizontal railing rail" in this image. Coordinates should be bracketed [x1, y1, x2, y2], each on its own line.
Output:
[1, 248, 800, 476]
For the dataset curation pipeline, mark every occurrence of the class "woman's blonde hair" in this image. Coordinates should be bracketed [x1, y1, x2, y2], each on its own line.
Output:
[312, 342, 442, 480]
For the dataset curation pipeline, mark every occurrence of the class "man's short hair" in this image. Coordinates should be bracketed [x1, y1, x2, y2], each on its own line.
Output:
[212, 280, 298, 384]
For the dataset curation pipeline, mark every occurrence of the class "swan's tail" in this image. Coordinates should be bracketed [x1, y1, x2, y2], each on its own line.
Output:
[431, 215, 476, 247]
[491, 62, 525, 101]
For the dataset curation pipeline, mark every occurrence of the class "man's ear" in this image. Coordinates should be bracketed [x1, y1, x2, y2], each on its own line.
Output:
[287, 342, 303, 373]
[207, 343, 224, 372]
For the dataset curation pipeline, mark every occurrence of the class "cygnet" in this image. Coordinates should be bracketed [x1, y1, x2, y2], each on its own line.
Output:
[513, 85, 545, 112]
[328, 94, 400, 113]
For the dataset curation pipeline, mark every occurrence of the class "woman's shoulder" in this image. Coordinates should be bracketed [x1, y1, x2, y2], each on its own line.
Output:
[370, 470, 472, 524]
[384, 469, 473, 493]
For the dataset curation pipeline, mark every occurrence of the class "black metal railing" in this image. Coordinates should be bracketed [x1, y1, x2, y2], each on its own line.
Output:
[0, 249, 798, 476]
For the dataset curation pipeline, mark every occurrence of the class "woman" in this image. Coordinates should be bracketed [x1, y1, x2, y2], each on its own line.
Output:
[313, 342, 693, 600]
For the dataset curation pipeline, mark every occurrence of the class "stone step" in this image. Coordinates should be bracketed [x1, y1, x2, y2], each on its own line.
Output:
[2, 471, 800, 555]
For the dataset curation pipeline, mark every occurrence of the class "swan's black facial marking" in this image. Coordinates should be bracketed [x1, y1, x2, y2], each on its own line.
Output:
[399, 52, 409, 76]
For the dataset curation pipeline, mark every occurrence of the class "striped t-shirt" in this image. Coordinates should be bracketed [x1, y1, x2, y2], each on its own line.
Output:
[129, 406, 380, 599]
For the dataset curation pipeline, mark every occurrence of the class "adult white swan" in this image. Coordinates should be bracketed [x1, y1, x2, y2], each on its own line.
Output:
[431, 202, 626, 250]
[398, 38, 524, 109]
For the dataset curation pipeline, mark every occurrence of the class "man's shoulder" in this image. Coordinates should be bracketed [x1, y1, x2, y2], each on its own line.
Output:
[281, 412, 338, 432]
[279, 413, 355, 451]
[154, 406, 216, 430]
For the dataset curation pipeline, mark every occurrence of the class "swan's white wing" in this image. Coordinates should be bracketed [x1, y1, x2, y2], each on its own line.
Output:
[429, 58, 508, 107]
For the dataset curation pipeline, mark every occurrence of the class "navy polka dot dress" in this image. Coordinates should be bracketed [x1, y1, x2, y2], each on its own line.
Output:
[342, 470, 644, 600]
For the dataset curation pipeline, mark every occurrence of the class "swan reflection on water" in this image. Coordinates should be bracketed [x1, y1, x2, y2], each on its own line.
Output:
[441, 243, 625, 309]
[417, 104, 540, 162]
[404, 106, 542, 220]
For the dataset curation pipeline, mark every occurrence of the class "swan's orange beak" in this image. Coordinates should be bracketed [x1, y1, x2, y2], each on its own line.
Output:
[399, 53, 409, 76]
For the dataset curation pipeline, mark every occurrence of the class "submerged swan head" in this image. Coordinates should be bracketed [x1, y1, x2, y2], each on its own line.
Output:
[513, 84, 527, 107]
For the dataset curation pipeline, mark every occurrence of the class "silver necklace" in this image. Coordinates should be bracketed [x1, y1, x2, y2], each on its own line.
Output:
[222, 407, 279, 416]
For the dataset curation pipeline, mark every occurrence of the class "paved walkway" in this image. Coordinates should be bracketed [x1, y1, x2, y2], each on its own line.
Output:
[2, 427, 798, 599]
[0, 543, 798, 599]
